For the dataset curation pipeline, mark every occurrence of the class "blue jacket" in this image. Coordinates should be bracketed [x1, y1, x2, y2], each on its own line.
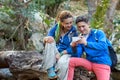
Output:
[47, 24, 79, 57]
[75, 29, 112, 66]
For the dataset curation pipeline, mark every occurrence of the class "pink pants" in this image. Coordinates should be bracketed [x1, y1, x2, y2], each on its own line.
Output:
[67, 58, 111, 80]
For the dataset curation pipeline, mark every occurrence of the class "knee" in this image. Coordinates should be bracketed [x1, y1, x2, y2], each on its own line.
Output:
[69, 58, 76, 67]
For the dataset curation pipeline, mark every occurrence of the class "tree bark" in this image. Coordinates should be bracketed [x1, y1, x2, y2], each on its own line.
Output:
[0, 51, 9, 68]
[116, 0, 120, 10]
[105, 0, 119, 37]
[106, 0, 119, 23]
[87, 0, 97, 21]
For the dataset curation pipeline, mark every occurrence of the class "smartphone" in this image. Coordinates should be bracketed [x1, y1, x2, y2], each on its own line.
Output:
[72, 37, 81, 42]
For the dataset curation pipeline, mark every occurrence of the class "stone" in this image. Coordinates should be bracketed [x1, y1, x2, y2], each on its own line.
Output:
[74, 67, 96, 80]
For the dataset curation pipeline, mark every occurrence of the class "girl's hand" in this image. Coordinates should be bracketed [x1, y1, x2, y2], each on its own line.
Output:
[56, 50, 68, 60]
[43, 36, 54, 43]
[62, 50, 67, 54]
[56, 53, 61, 60]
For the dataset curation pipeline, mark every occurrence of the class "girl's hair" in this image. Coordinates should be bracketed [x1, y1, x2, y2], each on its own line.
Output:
[55, 10, 73, 43]
[56, 10, 73, 22]
[75, 16, 89, 24]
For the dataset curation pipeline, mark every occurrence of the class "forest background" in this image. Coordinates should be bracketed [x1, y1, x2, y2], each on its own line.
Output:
[0, 0, 120, 65]
[0, 0, 120, 52]
[0, 0, 120, 59]
[0, 0, 120, 80]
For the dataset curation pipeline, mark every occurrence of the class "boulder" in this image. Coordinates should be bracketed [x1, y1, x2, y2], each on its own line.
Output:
[74, 67, 96, 80]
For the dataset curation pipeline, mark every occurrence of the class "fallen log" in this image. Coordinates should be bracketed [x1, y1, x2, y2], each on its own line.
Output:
[0, 51, 48, 80]
[0, 51, 9, 68]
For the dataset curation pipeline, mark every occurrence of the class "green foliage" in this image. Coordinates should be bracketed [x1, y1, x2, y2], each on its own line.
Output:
[38, 0, 68, 17]
[39, 11, 54, 28]
[90, 0, 110, 29]
[0, 6, 15, 18]
[0, 0, 62, 50]
[113, 16, 120, 54]
[39, 0, 66, 7]
[0, 0, 39, 50]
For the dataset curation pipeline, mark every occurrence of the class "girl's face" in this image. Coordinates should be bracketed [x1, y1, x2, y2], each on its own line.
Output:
[77, 21, 90, 35]
[61, 17, 73, 31]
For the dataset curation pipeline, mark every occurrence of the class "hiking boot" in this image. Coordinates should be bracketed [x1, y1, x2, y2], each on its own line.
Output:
[47, 67, 58, 79]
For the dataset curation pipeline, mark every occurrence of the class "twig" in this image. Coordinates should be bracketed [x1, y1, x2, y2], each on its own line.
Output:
[7, 22, 23, 40]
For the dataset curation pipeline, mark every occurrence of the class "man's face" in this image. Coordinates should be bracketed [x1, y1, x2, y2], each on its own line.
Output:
[77, 21, 90, 35]
[61, 17, 73, 31]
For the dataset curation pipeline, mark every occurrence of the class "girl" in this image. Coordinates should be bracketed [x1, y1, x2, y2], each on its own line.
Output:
[43, 10, 80, 80]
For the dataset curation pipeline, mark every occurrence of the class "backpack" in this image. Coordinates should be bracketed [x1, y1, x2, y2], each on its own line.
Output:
[94, 29, 118, 70]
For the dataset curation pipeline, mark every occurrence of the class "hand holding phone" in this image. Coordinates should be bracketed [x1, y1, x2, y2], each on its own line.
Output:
[72, 37, 81, 42]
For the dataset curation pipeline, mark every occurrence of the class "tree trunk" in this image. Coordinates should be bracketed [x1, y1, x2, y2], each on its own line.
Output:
[116, 0, 120, 10]
[105, 0, 119, 37]
[18, 16, 26, 50]
[87, 0, 96, 21]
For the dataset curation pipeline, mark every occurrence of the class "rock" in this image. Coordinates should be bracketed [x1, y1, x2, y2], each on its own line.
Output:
[74, 67, 96, 80]
[28, 33, 44, 53]
[0, 68, 15, 80]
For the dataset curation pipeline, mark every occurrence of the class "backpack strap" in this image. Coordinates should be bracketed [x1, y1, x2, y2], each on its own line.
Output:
[94, 29, 98, 41]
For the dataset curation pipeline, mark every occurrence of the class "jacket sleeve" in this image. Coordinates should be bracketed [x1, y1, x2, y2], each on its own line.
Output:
[86, 30, 108, 50]
[66, 46, 73, 54]
[72, 26, 78, 36]
[47, 24, 57, 37]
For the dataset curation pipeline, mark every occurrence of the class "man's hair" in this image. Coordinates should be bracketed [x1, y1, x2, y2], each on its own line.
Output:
[75, 16, 89, 24]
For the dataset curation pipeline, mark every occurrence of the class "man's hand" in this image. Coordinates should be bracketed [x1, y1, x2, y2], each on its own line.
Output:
[77, 36, 87, 46]
[70, 42, 77, 47]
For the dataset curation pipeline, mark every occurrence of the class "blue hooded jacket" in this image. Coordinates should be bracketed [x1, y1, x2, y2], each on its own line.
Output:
[75, 29, 112, 66]
[47, 24, 79, 57]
